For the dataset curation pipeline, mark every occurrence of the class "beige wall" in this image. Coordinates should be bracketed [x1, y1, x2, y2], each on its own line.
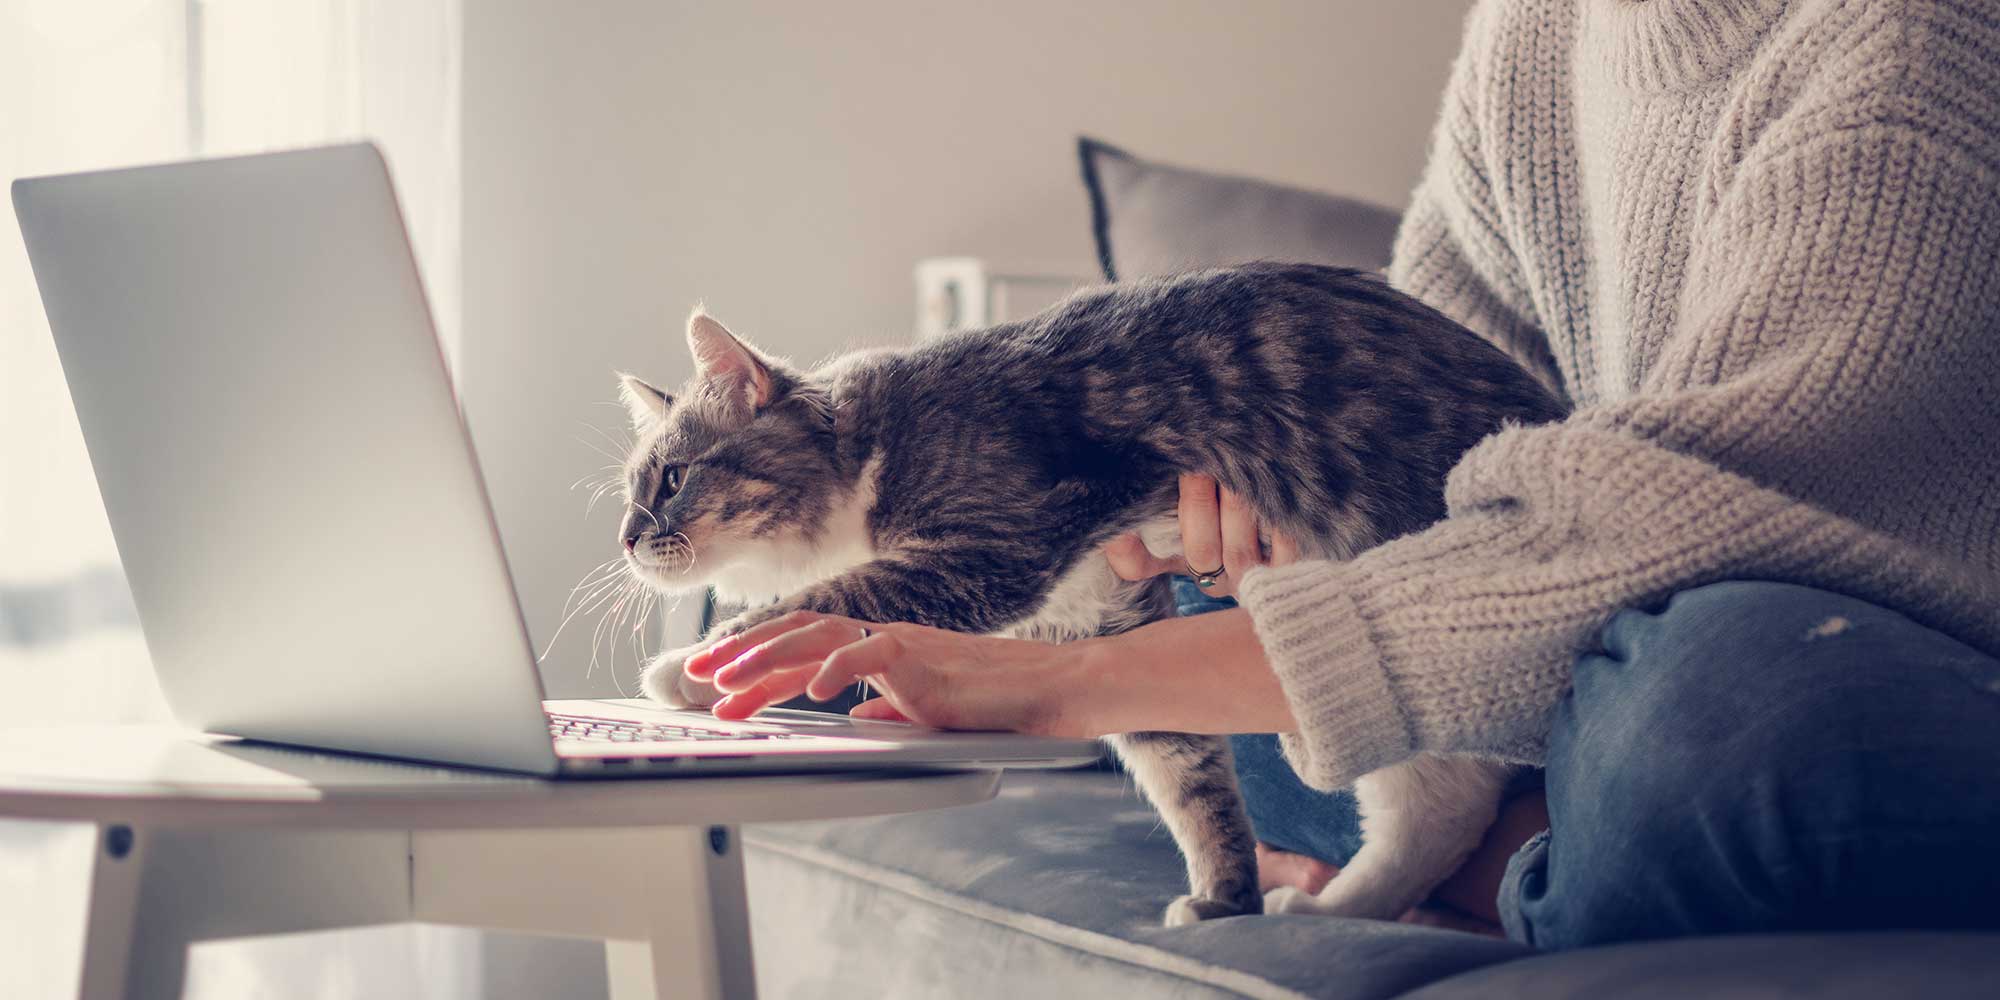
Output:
[460, 1, 1475, 695]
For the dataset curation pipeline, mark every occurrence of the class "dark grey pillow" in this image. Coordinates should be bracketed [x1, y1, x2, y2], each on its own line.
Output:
[1078, 136, 1402, 282]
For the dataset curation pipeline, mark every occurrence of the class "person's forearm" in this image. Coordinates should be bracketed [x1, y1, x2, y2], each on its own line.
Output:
[1070, 608, 1297, 737]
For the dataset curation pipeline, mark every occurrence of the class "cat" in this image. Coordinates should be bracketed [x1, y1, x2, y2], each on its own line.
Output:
[612, 263, 1568, 925]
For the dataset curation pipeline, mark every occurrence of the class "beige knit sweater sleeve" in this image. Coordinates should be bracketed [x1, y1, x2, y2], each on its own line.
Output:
[1236, 2, 2000, 791]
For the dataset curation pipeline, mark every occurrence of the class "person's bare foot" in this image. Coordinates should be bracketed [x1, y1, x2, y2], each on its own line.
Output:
[1253, 788, 1547, 934]
[1255, 842, 1339, 894]
[1251, 787, 1548, 937]
[1257, 845, 1497, 933]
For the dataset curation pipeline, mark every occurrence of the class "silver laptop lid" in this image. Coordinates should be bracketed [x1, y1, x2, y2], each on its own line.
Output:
[14, 144, 559, 774]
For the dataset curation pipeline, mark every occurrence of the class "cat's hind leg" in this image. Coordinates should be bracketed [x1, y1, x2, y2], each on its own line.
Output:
[1264, 754, 1510, 920]
[1109, 731, 1262, 926]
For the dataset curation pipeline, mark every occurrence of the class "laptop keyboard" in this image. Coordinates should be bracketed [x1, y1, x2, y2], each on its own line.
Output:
[547, 711, 807, 743]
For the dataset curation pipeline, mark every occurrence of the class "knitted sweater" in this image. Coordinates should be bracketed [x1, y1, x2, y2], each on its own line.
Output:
[1236, 0, 2000, 790]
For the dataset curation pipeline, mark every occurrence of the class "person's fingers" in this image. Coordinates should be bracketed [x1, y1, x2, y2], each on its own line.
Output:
[1103, 533, 1178, 581]
[804, 631, 906, 702]
[1218, 486, 1262, 587]
[682, 644, 722, 679]
[687, 609, 854, 679]
[711, 671, 812, 720]
[1269, 530, 1301, 567]
[1178, 473, 1224, 578]
[850, 697, 914, 723]
[711, 616, 872, 693]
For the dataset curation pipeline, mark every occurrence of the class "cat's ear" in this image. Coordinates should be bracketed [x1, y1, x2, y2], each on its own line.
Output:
[686, 308, 775, 411]
[617, 373, 671, 433]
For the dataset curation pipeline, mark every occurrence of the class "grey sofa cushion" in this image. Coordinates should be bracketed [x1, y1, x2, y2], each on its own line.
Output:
[746, 768, 2000, 999]
[1078, 137, 1403, 282]
[745, 769, 1529, 1000]
[1402, 933, 2000, 999]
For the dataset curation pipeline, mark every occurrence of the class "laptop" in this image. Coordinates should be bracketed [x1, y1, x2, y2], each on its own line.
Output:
[12, 143, 1102, 777]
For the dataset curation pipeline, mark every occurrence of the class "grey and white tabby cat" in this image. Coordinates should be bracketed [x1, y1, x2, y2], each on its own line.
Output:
[614, 263, 1566, 925]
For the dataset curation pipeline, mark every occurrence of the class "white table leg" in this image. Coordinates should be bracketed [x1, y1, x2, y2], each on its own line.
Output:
[42, 821, 756, 999]
[71, 823, 145, 1000]
[70, 824, 412, 1000]
[412, 824, 757, 1000]
[136, 827, 412, 999]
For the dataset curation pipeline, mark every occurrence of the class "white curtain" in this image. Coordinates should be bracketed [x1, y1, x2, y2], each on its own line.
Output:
[0, 0, 461, 726]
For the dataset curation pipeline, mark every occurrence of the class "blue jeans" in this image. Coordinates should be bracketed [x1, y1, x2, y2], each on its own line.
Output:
[1187, 578, 2000, 950]
[1173, 579, 1369, 865]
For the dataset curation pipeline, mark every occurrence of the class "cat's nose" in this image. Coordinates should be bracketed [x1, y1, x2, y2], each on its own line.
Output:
[620, 522, 647, 553]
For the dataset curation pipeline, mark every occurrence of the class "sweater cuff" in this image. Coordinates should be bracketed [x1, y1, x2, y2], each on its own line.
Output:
[1237, 561, 1415, 791]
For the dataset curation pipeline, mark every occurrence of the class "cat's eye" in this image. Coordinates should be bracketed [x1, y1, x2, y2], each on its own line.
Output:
[663, 465, 685, 496]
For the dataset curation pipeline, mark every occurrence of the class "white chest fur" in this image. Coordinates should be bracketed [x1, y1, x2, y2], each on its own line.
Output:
[1003, 516, 1181, 642]
[707, 456, 884, 605]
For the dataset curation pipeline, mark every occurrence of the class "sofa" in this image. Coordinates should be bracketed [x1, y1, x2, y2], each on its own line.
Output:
[739, 142, 2000, 998]
[743, 768, 2000, 999]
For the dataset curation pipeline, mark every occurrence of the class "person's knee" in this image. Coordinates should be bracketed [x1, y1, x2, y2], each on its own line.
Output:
[1561, 581, 1913, 763]
[1557, 581, 1918, 814]
[1529, 581, 2000, 947]
[1604, 579, 1879, 684]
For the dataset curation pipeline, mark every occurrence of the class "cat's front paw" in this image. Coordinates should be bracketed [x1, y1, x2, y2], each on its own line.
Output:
[640, 645, 722, 709]
[1163, 893, 1259, 927]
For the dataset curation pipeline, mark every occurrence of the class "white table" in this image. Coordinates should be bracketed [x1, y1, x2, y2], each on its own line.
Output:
[0, 726, 999, 1000]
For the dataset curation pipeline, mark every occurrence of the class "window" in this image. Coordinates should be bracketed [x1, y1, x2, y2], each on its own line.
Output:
[1, 0, 461, 724]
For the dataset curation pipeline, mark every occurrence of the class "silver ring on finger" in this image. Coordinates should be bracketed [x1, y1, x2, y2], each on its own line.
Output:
[1190, 563, 1226, 589]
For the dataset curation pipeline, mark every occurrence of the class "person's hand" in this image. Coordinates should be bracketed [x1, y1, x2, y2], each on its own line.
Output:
[1102, 473, 1300, 598]
[680, 611, 1091, 735]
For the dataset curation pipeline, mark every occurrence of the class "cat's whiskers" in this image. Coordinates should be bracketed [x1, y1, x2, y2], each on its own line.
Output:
[584, 582, 625, 679]
[582, 420, 634, 455]
[588, 576, 646, 680]
[568, 463, 623, 492]
[554, 557, 627, 611]
[576, 436, 626, 467]
[568, 559, 634, 602]
[584, 476, 627, 515]
[576, 476, 627, 513]
[538, 558, 635, 662]
[576, 421, 636, 469]
[565, 418, 663, 687]
[599, 578, 644, 660]
[541, 575, 627, 664]
[611, 586, 656, 699]
[669, 532, 697, 571]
